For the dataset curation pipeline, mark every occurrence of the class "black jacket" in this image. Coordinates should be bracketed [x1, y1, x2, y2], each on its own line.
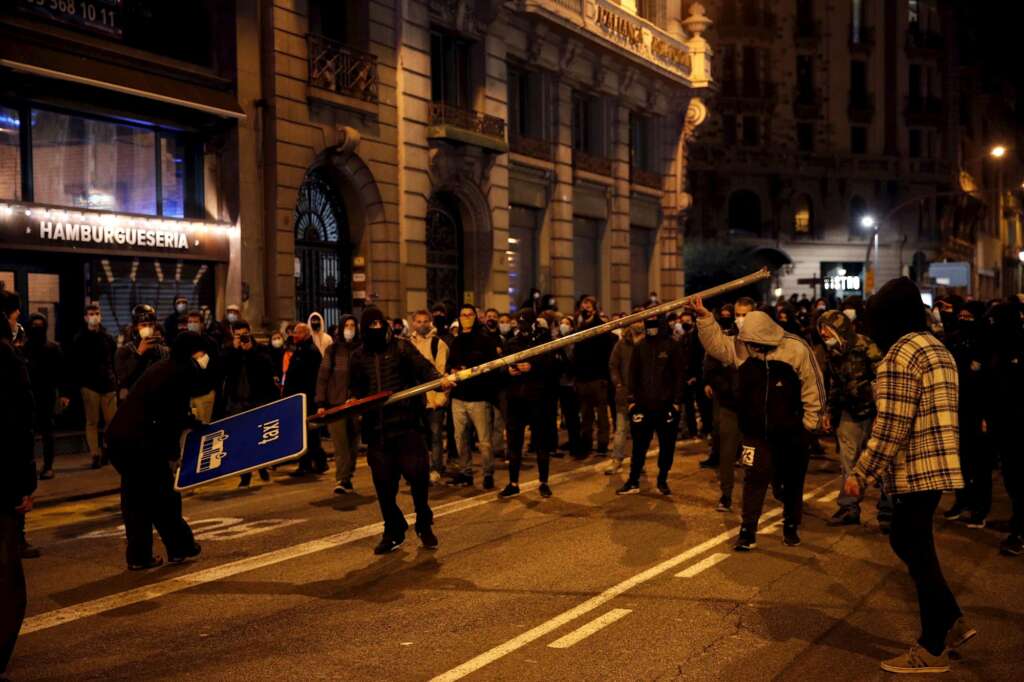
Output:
[503, 327, 555, 401]
[284, 338, 322, 415]
[24, 336, 65, 406]
[572, 315, 615, 382]
[446, 323, 499, 402]
[628, 332, 687, 412]
[220, 346, 279, 416]
[735, 357, 805, 439]
[703, 329, 739, 410]
[349, 338, 440, 444]
[115, 339, 170, 393]
[70, 327, 118, 393]
[1, 338, 36, 510]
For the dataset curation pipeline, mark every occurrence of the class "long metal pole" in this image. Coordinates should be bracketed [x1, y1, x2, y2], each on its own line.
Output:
[383, 267, 772, 406]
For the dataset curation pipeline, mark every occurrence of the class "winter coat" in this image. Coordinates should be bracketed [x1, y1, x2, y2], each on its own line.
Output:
[70, 326, 118, 393]
[1, 338, 36, 511]
[503, 327, 555, 402]
[572, 315, 615, 383]
[609, 332, 641, 411]
[221, 345, 280, 416]
[284, 338, 322, 415]
[703, 328, 740, 411]
[316, 337, 360, 408]
[817, 310, 882, 421]
[628, 331, 687, 413]
[446, 322, 499, 403]
[408, 327, 449, 409]
[24, 335, 65, 408]
[116, 339, 170, 394]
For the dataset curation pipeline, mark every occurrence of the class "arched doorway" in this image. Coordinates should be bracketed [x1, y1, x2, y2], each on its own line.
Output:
[294, 171, 352, 327]
[426, 192, 464, 311]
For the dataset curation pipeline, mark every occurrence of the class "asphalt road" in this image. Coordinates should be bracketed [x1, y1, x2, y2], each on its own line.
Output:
[11, 441, 1024, 681]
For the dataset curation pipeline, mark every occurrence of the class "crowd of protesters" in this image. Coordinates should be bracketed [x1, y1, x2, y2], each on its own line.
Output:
[4, 274, 1024, 675]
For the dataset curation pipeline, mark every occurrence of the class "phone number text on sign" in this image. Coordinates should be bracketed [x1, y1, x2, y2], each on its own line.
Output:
[20, 0, 123, 37]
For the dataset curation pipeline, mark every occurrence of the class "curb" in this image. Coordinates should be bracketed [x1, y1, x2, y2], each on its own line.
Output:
[34, 487, 121, 509]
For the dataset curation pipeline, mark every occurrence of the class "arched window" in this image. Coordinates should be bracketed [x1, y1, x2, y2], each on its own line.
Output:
[294, 171, 352, 327]
[728, 190, 763, 236]
[794, 194, 813, 236]
[848, 194, 869, 238]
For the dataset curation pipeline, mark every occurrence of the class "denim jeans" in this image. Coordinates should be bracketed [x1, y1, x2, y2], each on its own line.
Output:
[452, 399, 494, 477]
[611, 406, 629, 461]
[328, 416, 358, 484]
[426, 408, 446, 474]
[836, 412, 892, 516]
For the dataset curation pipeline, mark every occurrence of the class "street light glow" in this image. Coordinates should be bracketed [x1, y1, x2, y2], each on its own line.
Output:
[1018, 250, 1024, 264]
[860, 215, 876, 229]
[990, 145, 1007, 158]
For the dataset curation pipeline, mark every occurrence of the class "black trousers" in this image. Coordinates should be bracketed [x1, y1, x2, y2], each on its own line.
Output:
[367, 431, 433, 540]
[628, 408, 680, 482]
[740, 431, 809, 529]
[955, 409, 990, 516]
[889, 491, 962, 655]
[35, 396, 56, 471]
[507, 396, 553, 485]
[990, 416, 1024, 536]
[119, 460, 196, 565]
[0, 512, 25, 674]
[557, 385, 582, 456]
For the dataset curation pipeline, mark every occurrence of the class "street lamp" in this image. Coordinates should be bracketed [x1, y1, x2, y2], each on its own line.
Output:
[861, 214, 879, 293]
[990, 145, 1007, 159]
[1018, 250, 1024, 264]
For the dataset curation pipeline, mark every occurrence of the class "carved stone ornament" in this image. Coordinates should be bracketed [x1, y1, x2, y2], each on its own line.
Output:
[684, 97, 707, 137]
[332, 126, 361, 156]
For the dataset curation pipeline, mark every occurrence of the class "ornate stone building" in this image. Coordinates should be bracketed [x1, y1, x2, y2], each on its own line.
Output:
[239, 0, 714, 328]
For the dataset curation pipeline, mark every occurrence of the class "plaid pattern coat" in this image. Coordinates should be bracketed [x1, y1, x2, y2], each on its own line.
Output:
[853, 332, 963, 494]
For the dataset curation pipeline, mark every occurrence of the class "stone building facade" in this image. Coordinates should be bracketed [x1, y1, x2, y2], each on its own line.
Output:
[239, 0, 714, 328]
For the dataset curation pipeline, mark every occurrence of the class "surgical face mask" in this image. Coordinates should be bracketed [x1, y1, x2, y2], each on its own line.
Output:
[498, 322, 511, 335]
[559, 323, 572, 336]
[343, 328, 356, 342]
[187, 322, 202, 334]
[175, 303, 187, 314]
[816, 304, 827, 312]
[533, 291, 541, 300]
[271, 337, 284, 349]
[673, 322, 684, 335]
[842, 308, 857, 322]
[416, 324, 432, 337]
[195, 353, 210, 370]
[824, 336, 839, 349]
[137, 325, 154, 339]
[226, 312, 239, 323]
[86, 314, 101, 329]
[734, 316, 745, 331]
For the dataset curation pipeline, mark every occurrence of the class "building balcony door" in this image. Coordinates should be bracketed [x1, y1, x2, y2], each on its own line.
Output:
[294, 172, 352, 328]
[426, 192, 465, 310]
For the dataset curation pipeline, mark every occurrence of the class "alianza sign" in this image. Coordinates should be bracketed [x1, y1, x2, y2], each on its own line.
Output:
[585, 0, 692, 81]
[0, 203, 232, 261]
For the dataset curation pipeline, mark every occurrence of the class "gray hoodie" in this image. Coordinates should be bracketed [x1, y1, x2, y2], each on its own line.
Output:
[697, 310, 825, 432]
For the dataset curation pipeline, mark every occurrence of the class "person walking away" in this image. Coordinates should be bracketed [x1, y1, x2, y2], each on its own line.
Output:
[115, 305, 169, 398]
[223, 321, 279, 487]
[286, 322, 327, 476]
[1, 289, 36, 677]
[24, 314, 68, 480]
[348, 307, 453, 553]
[71, 303, 118, 469]
[816, 310, 888, 529]
[573, 296, 615, 456]
[445, 304, 499, 489]
[408, 310, 450, 484]
[616, 315, 687, 496]
[163, 295, 189, 344]
[982, 302, 1024, 556]
[695, 296, 825, 551]
[104, 332, 208, 570]
[497, 310, 557, 499]
[605, 310, 644, 475]
[846, 277, 973, 673]
[703, 305, 742, 512]
[315, 315, 361, 493]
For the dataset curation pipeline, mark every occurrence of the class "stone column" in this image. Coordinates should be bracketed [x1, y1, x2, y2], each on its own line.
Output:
[608, 102, 632, 313]
[550, 80, 576, 313]
[483, 28, 510, 312]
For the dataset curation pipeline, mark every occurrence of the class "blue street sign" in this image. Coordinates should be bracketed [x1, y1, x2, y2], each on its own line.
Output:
[174, 394, 308, 491]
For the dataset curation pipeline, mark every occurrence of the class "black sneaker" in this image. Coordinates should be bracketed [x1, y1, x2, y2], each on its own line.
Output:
[539, 483, 552, 498]
[373, 536, 405, 555]
[483, 475, 495, 490]
[735, 530, 757, 552]
[715, 496, 732, 512]
[1000, 534, 1024, 557]
[447, 474, 473, 487]
[416, 527, 438, 549]
[90, 455, 102, 469]
[289, 466, 313, 478]
[168, 543, 202, 565]
[783, 525, 801, 547]
[128, 556, 164, 571]
[616, 480, 640, 495]
[498, 483, 520, 499]
[962, 513, 987, 529]
[943, 503, 966, 521]
[38, 468, 54, 480]
[238, 475, 251, 488]
[334, 482, 354, 495]
[656, 479, 672, 496]
[699, 457, 719, 469]
[827, 507, 861, 527]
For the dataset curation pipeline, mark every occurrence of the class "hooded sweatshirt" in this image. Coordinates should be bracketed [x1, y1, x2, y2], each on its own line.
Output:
[307, 312, 331, 357]
[316, 314, 360, 408]
[816, 310, 882, 420]
[609, 329, 643, 410]
[409, 324, 449, 409]
[698, 310, 825, 435]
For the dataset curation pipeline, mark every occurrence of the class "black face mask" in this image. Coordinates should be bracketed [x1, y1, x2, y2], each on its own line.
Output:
[364, 327, 387, 351]
[485, 319, 498, 330]
[311, 321, 322, 332]
[433, 315, 446, 329]
[28, 326, 46, 343]
[718, 317, 734, 330]
[681, 323, 694, 332]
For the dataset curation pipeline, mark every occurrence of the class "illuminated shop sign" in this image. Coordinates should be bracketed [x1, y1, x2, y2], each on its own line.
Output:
[0, 203, 232, 261]
[821, 262, 864, 297]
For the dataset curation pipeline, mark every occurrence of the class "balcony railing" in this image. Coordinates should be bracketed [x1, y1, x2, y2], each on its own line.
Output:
[849, 24, 875, 51]
[904, 96, 945, 126]
[428, 102, 506, 139]
[847, 91, 875, 123]
[307, 34, 378, 103]
[794, 20, 821, 47]
[793, 88, 823, 119]
[631, 167, 663, 190]
[906, 25, 944, 58]
[573, 149, 613, 176]
[509, 134, 553, 161]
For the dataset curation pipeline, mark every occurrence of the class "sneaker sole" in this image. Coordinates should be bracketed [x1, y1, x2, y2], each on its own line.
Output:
[715, 506, 731, 513]
[498, 491, 520, 499]
[948, 628, 978, 650]
[879, 662, 950, 674]
[963, 521, 986, 529]
[616, 488, 640, 495]
[375, 539, 405, 555]
[734, 544, 756, 552]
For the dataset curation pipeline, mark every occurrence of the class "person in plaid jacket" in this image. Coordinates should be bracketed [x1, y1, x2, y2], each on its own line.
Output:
[845, 277, 972, 675]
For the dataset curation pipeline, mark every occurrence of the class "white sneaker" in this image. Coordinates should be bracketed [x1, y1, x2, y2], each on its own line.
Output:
[604, 460, 622, 475]
[429, 470, 442, 485]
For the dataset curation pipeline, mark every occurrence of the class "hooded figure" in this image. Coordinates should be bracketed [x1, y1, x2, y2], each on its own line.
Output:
[865, 277, 930, 354]
[698, 306, 826, 550]
[104, 332, 207, 570]
[315, 313, 361, 492]
[307, 312, 331, 356]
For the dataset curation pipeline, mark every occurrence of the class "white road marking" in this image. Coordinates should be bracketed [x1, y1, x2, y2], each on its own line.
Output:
[547, 609, 632, 649]
[819, 491, 840, 503]
[429, 478, 837, 682]
[22, 453, 651, 635]
[674, 552, 730, 578]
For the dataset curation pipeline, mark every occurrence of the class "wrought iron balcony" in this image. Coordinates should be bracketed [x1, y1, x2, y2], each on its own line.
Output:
[509, 134, 553, 161]
[307, 34, 378, 103]
[631, 167, 663, 190]
[904, 96, 946, 126]
[793, 87, 823, 119]
[847, 91, 875, 123]
[573, 149, 613, 177]
[849, 24, 875, 52]
[428, 102, 507, 152]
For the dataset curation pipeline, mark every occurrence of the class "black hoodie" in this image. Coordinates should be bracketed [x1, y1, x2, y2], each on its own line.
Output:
[446, 316, 499, 402]
[628, 324, 688, 412]
[865, 277, 929, 354]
